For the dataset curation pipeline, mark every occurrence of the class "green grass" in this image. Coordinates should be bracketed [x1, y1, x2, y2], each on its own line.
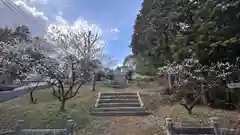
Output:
[0, 85, 114, 134]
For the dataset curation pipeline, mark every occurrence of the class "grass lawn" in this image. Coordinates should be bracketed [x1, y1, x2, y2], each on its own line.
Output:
[0, 85, 115, 135]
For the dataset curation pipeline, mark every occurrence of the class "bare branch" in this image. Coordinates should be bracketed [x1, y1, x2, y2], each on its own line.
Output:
[65, 77, 92, 100]
[52, 86, 62, 101]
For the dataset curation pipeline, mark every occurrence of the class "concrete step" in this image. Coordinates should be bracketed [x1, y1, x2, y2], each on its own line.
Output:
[101, 92, 137, 96]
[98, 99, 139, 103]
[93, 107, 145, 112]
[90, 111, 150, 116]
[98, 103, 141, 108]
[100, 95, 138, 99]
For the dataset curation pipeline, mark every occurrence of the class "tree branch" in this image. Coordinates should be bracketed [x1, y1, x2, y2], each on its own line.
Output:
[28, 81, 40, 92]
[64, 78, 82, 97]
[65, 77, 92, 100]
[52, 86, 62, 101]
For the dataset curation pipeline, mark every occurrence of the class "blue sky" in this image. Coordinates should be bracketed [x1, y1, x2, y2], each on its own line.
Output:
[61, 0, 142, 63]
[0, 0, 143, 66]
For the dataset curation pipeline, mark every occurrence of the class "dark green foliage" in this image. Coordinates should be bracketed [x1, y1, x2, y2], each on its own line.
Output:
[130, 0, 240, 111]
[13, 25, 31, 42]
[131, 0, 240, 74]
[0, 25, 30, 42]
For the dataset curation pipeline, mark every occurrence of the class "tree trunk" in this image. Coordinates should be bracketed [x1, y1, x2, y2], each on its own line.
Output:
[180, 102, 193, 115]
[201, 84, 208, 105]
[29, 90, 36, 104]
[30, 90, 34, 103]
[92, 74, 96, 91]
[187, 108, 192, 115]
[201, 93, 208, 105]
[60, 100, 66, 112]
[180, 95, 200, 115]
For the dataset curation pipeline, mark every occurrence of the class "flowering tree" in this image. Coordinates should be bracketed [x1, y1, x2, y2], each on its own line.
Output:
[0, 37, 33, 84]
[25, 23, 105, 111]
[0, 26, 33, 84]
[158, 55, 238, 114]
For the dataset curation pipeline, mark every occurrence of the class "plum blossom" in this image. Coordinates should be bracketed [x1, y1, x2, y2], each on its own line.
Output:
[158, 57, 238, 88]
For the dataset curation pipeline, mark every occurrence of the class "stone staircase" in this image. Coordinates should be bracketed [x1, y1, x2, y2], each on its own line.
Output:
[90, 92, 150, 116]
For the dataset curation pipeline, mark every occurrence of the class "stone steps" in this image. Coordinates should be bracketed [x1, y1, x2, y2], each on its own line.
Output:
[100, 95, 138, 99]
[98, 102, 141, 107]
[98, 99, 139, 103]
[91, 92, 150, 116]
[90, 111, 150, 116]
[92, 107, 145, 112]
[101, 92, 137, 96]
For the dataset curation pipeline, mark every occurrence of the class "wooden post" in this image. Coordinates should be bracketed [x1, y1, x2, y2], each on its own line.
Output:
[165, 117, 174, 135]
[15, 120, 24, 135]
[168, 73, 173, 91]
[67, 119, 75, 135]
[210, 117, 220, 135]
[92, 74, 96, 91]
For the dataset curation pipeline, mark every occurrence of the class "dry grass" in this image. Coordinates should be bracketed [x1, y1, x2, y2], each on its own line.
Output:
[0, 85, 115, 134]
[1, 80, 240, 135]
[141, 92, 240, 130]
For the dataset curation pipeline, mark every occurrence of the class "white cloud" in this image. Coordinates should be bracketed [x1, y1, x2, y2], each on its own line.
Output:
[73, 18, 103, 36]
[0, 0, 47, 36]
[55, 15, 67, 24]
[100, 27, 120, 42]
[51, 16, 104, 41]
[51, 15, 103, 39]
[29, 0, 49, 4]
[110, 28, 120, 33]
[0, 0, 119, 43]
[14, 0, 48, 20]
[48, 15, 104, 48]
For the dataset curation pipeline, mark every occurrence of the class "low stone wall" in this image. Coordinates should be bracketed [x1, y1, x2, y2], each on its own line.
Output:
[0, 120, 75, 135]
[0, 82, 50, 102]
[0, 84, 19, 91]
[165, 117, 240, 135]
[0, 88, 29, 102]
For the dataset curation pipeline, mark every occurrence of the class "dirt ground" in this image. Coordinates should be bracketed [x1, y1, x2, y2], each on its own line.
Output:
[1, 79, 240, 135]
[99, 79, 240, 135]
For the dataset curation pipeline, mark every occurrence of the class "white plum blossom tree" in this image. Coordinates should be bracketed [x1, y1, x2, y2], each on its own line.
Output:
[0, 37, 34, 84]
[158, 55, 238, 114]
[25, 22, 105, 111]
